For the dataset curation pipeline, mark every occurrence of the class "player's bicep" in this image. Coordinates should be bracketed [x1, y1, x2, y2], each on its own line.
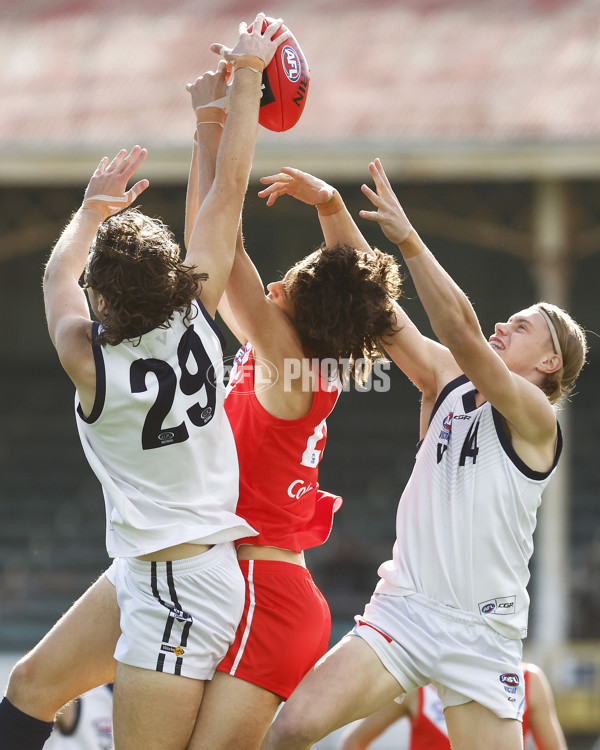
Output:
[44, 276, 90, 347]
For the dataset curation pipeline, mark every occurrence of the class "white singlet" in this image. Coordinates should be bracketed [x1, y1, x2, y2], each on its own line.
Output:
[377, 375, 562, 639]
[76, 299, 255, 557]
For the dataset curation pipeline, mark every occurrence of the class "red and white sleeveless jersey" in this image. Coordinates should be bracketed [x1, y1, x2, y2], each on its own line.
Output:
[225, 343, 342, 552]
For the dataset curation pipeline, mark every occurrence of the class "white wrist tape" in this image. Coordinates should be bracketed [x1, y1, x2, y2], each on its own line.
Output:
[194, 94, 230, 114]
[83, 194, 129, 212]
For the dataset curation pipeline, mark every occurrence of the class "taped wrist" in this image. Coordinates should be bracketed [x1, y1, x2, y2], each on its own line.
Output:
[316, 190, 344, 216]
[232, 55, 266, 74]
[194, 94, 229, 127]
[399, 230, 425, 259]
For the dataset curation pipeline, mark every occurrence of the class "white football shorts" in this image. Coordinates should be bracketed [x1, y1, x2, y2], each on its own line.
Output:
[352, 591, 525, 721]
[105, 542, 244, 680]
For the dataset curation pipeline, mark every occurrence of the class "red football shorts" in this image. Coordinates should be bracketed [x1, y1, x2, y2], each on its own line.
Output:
[216, 559, 331, 699]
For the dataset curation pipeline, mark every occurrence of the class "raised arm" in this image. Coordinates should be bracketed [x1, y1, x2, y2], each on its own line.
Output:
[183, 57, 262, 345]
[184, 60, 231, 252]
[360, 158, 558, 452]
[259, 167, 456, 410]
[43, 147, 149, 388]
[184, 14, 290, 317]
[219, 167, 379, 358]
[258, 167, 372, 252]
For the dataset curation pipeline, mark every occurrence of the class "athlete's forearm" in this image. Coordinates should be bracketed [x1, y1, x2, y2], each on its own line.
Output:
[214, 67, 261, 196]
[44, 207, 102, 285]
[402, 236, 482, 352]
[317, 191, 371, 253]
[185, 125, 222, 250]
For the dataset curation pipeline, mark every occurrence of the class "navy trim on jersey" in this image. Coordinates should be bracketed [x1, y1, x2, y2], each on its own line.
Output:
[492, 408, 563, 479]
[196, 296, 227, 352]
[461, 388, 479, 413]
[76, 322, 106, 424]
[428, 374, 470, 427]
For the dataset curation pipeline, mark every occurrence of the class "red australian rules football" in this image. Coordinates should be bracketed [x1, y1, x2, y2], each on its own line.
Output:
[247, 18, 310, 132]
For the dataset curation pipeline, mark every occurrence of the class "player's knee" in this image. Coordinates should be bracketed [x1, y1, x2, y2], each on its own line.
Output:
[268, 707, 324, 748]
[6, 654, 54, 715]
[6, 655, 36, 703]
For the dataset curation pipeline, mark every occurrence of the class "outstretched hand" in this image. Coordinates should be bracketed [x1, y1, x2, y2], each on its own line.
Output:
[186, 59, 231, 113]
[82, 146, 149, 221]
[210, 12, 291, 69]
[359, 159, 413, 245]
[258, 167, 334, 207]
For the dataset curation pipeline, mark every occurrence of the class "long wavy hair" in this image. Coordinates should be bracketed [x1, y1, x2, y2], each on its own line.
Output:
[535, 301, 588, 405]
[284, 244, 402, 384]
[84, 208, 206, 346]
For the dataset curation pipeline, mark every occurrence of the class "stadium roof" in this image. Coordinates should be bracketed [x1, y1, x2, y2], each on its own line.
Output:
[2, 0, 600, 182]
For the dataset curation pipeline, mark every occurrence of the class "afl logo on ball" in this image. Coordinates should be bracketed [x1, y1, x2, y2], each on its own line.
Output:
[281, 45, 301, 82]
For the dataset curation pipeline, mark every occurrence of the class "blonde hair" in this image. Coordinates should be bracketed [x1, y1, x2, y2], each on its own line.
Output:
[535, 301, 588, 405]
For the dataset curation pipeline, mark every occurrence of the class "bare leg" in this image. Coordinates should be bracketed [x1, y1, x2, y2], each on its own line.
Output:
[444, 701, 523, 750]
[188, 671, 281, 750]
[261, 635, 404, 750]
[113, 664, 204, 750]
[6, 573, 119, 721]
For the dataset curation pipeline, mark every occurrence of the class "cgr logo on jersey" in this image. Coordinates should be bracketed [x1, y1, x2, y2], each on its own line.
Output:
[287, 479, 314, 499]
[281, 45, 301, 82]
[158, 431, 175, 444]
[478, 595, 515, 616]
[500, 673, 520, 694]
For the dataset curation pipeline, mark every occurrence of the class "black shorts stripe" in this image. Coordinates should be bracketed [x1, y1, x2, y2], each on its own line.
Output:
[166, 562, 182, 610]
[181, 619, 192, 648]
[162, 616, 174, 644]
[148, 560, 191, 674]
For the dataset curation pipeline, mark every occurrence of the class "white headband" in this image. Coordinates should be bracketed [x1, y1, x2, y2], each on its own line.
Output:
[536, 305, 563, 360]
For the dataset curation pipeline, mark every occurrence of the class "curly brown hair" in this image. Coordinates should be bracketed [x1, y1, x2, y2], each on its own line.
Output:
[284, 244, 402, 383]
[535, 301, 588, 405]
[84, 208, 206, 346]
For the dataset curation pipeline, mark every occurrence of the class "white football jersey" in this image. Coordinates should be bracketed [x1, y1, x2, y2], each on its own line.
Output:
[76, 299, 255, 557]
[377, 375, 562, 639]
